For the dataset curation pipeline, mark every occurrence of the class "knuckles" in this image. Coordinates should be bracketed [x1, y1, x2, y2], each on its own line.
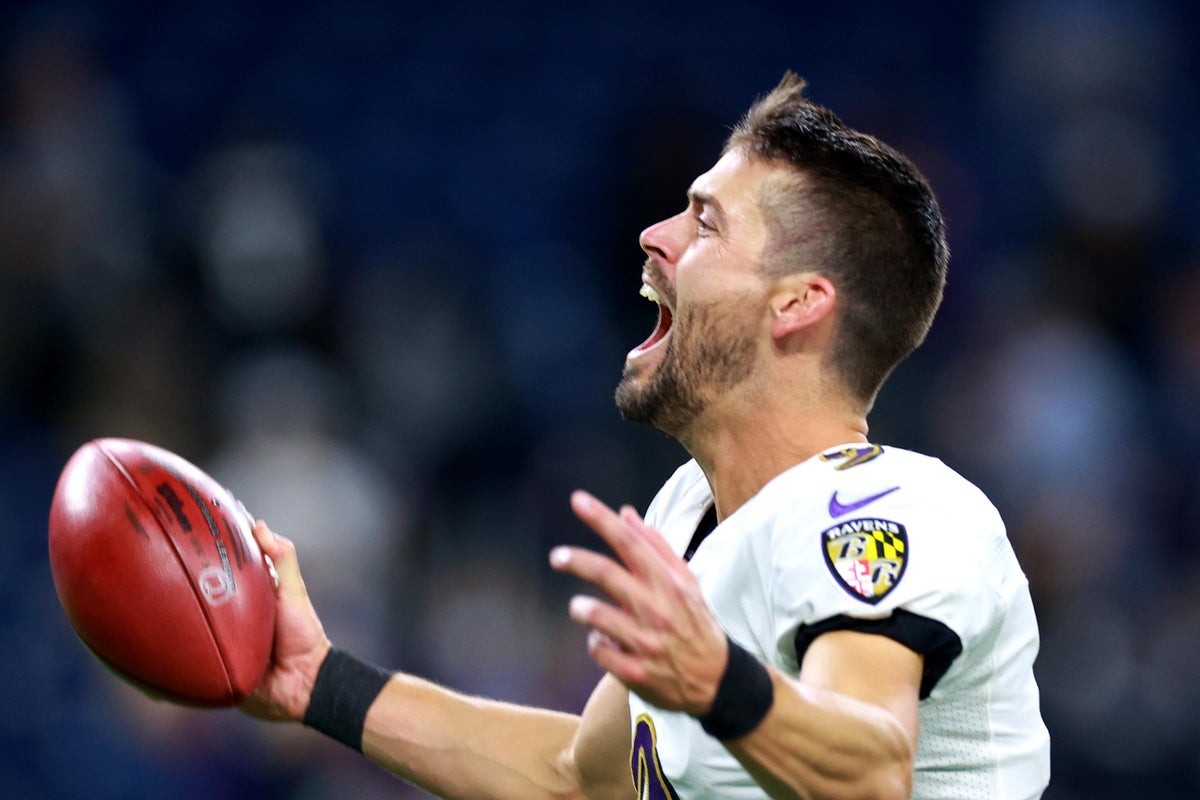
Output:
[639, 634, 666, 659]
[642, 604, 672, 631]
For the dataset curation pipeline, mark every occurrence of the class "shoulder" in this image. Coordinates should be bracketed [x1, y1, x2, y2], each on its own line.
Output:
[767, 444, 1003, 542]
[752, 447, 1022, 684]
[857, 448, 1008, 576]
[764, 444, 1014, 626]
[809, 446, 1008, 583]
[825, 444, 993, 505]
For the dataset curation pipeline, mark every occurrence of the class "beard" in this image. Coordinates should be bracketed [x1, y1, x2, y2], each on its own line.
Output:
[615, 298, 758, 437]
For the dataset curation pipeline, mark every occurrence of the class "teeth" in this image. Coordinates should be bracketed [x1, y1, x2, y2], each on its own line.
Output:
[640, 284, 662, 304]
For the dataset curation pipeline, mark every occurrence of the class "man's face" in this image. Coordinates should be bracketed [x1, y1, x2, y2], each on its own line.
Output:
[615, 148, 777, 436]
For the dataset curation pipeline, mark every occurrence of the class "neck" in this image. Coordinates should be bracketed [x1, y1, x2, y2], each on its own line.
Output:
[679, 395, 868, 522]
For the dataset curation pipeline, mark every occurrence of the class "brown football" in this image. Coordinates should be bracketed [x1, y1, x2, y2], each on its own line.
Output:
[48, 438, 276, 706]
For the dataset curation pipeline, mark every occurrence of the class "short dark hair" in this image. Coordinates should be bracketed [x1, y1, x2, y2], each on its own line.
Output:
[726, 72, 949, 406]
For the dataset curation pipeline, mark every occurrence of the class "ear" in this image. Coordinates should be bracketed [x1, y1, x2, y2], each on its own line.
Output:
[769, 274, 836, 340]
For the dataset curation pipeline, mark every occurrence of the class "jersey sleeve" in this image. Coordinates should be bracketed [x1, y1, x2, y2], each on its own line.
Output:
[767, 486, 1005, 698]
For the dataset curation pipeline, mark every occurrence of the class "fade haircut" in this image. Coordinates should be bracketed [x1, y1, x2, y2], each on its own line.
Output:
[726, 72, 949, 407]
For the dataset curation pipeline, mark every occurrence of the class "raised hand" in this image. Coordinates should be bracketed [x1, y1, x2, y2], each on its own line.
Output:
[550, 490, 728, 716]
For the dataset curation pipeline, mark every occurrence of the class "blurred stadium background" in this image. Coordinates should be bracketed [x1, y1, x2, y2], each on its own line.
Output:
[1, 0, 1197, 798]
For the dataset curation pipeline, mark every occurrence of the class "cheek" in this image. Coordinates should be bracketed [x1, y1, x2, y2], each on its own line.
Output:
[672, 261, 724, 312]
[677, 271, 765, 328]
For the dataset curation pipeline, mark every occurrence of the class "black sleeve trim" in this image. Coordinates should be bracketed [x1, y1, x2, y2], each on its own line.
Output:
[793, 609, 963, 699]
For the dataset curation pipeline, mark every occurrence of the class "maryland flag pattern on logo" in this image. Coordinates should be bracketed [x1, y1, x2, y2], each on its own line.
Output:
[821, 518, 908, 604]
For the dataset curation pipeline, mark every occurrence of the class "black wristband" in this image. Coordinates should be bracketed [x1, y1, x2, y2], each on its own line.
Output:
[698, 635, 774, 740]
[302, 648, 392, 752]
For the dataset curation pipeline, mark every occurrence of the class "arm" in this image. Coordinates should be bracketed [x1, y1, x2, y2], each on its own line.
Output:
[725, 631, 920, 800]
[240, 522, 634, 800]
[362, 672, 634, 800]
[552, 492, 921, 800]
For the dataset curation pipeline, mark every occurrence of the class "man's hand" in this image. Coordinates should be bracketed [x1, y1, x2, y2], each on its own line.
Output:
[238, 521, 332, 723]
[550, 490, 728, 716]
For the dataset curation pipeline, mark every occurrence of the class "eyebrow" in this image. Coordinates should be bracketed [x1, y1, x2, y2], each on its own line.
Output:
[687, 189, 726, 227]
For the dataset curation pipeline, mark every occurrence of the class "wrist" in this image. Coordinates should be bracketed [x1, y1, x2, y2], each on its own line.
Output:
[302, 647, 393, 752]
[697, 634, 775, 740]
[292, 640, 333, 721]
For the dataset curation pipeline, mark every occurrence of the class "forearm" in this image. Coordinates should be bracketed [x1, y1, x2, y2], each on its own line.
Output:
[244, 523, 608, 800]
[725, 667, 914, 800]
[361, 673, 585, 800]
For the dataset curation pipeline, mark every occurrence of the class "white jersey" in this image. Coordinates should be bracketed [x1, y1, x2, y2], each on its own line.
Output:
[627, 444, 1050, 800]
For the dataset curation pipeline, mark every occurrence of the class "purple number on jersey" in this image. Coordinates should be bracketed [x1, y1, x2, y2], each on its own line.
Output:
[631, 714, 681, 800]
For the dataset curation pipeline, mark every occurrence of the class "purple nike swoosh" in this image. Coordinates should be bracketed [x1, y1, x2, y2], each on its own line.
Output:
[828, 486, 900, 518]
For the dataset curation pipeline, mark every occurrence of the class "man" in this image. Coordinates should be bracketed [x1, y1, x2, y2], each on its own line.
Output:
[241, 73, 1050, 800]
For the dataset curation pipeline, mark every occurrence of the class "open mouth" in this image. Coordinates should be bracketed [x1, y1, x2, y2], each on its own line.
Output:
[630, 283, 673, 357]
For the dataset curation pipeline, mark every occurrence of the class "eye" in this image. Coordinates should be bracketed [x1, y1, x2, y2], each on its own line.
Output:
[696, 215, 714, 236]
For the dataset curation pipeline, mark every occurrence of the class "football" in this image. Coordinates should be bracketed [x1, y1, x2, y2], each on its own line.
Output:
[48, 438, 277, 707]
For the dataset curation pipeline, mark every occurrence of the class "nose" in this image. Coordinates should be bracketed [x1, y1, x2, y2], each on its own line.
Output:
[639, 211, 685, 266]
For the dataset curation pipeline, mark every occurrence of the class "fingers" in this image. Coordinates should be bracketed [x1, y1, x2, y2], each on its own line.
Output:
[251, 520, 309, 603]
[551, 546, 650, 613]
[569, 598, 679, 689]
[586, 629, 648, 685]
[555, 490, 692, 624]
[570, 490, 672, 578]
[619, 505, 682, 568]
[555, 491, 729, 711]
[569, 595, 664, 657]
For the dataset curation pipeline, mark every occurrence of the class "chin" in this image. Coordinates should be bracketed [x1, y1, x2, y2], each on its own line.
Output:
[615, 372, 700, 439]
[614, 372, 669, 426]
[614, 377, 655, 425]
